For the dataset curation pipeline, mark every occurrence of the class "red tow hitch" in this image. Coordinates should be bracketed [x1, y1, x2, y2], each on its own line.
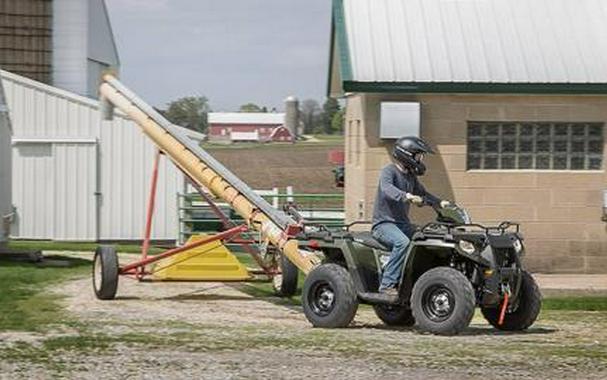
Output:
[498, 290, 510, 326]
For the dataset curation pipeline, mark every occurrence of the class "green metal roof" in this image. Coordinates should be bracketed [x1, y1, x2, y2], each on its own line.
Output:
[329, 0, 607, 96]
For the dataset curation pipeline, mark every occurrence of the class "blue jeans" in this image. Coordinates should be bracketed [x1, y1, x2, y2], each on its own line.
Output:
[372, 223, 413, 290]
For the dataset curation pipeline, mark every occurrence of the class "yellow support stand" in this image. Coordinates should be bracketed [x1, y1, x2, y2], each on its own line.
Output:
[153, 235, 251, 281]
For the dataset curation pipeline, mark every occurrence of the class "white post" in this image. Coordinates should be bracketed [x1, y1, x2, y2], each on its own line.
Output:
[272, 187, 279, 209]
[286, 186, 294, 203]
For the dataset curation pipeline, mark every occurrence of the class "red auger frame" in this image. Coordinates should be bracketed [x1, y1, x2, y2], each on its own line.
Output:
[116, 150, 284, 281]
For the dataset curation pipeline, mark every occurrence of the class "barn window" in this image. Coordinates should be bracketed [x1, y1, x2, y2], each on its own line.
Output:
[467, 122, 604, 170]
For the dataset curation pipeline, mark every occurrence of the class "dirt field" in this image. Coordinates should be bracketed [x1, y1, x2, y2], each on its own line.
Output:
[1, 254, 606, 379]
[206, 142, 344, 194]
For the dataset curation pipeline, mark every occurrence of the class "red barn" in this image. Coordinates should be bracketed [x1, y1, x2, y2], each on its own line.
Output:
[208, 112, 292, 143]
[269, 126, 294, 142]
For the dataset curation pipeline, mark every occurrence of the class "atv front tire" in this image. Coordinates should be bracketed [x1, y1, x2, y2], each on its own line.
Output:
[481, 270, 541, 331]
[411, 267, 475, 335]
[373, 304, 415, 327]
[302, 264, 358, 328]
[93, 245, 119, 300]
[272, 254, 299, 297]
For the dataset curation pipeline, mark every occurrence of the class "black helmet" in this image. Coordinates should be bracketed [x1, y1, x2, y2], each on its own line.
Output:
[392, 136, 434, 176]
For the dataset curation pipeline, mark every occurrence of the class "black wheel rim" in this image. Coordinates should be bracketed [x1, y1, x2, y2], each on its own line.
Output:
[308, 280, 335, 317]
[422, 285, 455, 322]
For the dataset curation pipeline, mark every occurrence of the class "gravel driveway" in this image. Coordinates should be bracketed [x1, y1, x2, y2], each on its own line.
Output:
[1, 265, 606, 379]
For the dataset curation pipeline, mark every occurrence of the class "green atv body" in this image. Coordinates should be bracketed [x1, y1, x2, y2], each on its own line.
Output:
[293, 204, 541, 335]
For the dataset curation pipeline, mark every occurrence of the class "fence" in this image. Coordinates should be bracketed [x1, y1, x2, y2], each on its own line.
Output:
[177, 187, 344, 244]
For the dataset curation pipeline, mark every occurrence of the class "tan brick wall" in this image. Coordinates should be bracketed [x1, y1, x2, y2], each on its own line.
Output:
[344, 93, 607, 273]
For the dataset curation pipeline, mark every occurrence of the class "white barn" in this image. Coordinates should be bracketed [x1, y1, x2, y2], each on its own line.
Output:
[2, 70, 204, 242]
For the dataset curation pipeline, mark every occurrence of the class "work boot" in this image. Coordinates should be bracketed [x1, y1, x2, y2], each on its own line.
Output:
[379, 287, 398, 297]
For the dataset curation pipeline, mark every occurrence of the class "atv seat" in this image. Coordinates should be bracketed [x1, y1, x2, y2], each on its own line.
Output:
[350, 231, 390, 251]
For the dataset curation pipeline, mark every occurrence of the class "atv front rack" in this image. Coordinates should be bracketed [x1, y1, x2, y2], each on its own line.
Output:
[420, 221, 520, 236]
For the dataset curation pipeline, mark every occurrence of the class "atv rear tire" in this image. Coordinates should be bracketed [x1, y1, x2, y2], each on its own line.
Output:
[411, 267, 475, 335]
[481, 270, 541, 331]
[93, 245, 119, 300]
[302, 264, 358, 328]
[373, 304, 415, 327]
[272, 254, 299, 297]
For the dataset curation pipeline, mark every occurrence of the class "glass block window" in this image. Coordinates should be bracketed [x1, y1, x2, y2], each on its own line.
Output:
[467, 122, 604, 170]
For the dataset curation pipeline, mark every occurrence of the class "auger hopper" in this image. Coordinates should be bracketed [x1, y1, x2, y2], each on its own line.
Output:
[92, 75, 317, 300]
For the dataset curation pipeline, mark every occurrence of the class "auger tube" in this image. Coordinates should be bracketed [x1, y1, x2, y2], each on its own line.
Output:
[99, 74, 316, 274]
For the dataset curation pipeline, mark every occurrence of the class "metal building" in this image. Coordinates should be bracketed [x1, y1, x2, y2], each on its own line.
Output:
[1, 70, 205, 241]
[329, 0, 607, 273]
[0, 71, 11, 245]
[0, 0, 119, 98]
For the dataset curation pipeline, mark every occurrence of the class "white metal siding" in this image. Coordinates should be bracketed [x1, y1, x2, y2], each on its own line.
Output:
[12, 142, 98, 240]
[99, 116, 179, 241]
[1, 71, 98, 139]
[341, 0, 607, 83]
[11, 143, 54, 239]
[2, 70, 200, 241]
[0, 79, 11, 244]
[52, 143, 98, 240]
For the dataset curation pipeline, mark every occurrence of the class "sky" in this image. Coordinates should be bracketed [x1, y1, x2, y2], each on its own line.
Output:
[105, 0, 332, 112]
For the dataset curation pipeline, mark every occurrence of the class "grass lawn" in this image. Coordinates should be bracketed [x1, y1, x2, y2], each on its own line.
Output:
[7, 240, 164, 254]
[0, 256, 90, 331]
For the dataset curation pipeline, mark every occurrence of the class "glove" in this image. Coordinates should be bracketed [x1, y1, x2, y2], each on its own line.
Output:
[440, 200, 451, 208]
[405, 193, 423, 205]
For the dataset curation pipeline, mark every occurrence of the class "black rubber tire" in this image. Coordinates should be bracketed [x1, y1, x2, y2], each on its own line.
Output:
[93, 245, 119, 300]
[272, 254, 299, 297]
[481, 271, 542, 331]
[302, 264, 359, 328]
[373, 304, 415, 327]
[411, 267, 475, 335]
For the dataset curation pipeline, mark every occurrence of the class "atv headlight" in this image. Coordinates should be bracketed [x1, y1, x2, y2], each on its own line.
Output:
[458, 240, 476, 255]
[513, 238, 523, 254]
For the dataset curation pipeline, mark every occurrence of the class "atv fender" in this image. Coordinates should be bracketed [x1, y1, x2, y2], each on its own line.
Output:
[399, 239, 456, 301]
[339, 239, 381, 294]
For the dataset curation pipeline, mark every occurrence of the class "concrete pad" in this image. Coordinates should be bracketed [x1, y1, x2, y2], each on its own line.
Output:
[533, 274, 607, 295]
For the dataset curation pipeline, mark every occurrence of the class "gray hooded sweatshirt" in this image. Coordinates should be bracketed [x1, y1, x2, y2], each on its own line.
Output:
[372, 164, 440, 229]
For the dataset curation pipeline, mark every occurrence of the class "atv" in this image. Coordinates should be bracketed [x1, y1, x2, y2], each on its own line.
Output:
[289, 204, 541, 335]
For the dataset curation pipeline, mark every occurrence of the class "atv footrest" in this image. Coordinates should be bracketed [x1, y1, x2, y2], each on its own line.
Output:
[358, 292, 400, 305]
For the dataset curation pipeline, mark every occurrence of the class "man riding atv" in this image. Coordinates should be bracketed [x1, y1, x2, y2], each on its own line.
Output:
[283, 136, 541, 335]
[372, 136, 450, 296]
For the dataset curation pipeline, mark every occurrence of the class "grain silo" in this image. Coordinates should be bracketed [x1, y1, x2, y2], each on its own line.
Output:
[0, 0, 119, 98]
[284, 96, 299, 141]
[0, 74, 12, 246]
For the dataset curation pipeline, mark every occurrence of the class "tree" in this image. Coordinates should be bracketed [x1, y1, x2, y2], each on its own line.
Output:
[164, 96, 210, 132]
[321, 98, 341, 134]
[331, 109, 345, 134]
[239, 103, 266, 113]
[300, 99, 322, 134]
